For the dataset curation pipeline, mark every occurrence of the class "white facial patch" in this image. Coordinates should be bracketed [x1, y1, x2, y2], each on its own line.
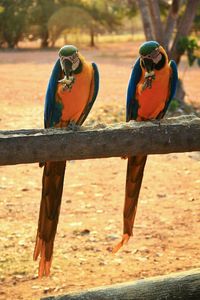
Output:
[60, 52, 80, 71]
[153, 52, 162, 64]
[141, 48, 162, 64]
[72, 58, 80, 71]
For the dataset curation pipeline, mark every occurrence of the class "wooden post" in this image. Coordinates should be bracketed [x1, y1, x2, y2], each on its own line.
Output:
[41, 268, 200, 300]
[0, 115, 200, 166]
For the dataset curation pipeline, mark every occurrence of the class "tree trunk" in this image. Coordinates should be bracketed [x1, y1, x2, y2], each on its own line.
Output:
[90, 28, 95, 47]
[137, 0, 200, 103]
[174, 79, 186, 105]
[137, 0, 154, 41]
[148, 0, 164, 46]
[164, 0, 181, 52]
[169, 0, 200, 64]
[40, 30, 49, 48]
[169, 0, 200, 102]
[3, 32, 17, 48]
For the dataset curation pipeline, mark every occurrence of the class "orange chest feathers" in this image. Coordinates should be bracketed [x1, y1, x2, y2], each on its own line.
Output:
[56, 62, 93, 123]
[136, 65, 171, 120]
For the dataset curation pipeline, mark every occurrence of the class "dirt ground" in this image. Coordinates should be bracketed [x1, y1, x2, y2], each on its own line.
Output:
[0, 42, 200, 300]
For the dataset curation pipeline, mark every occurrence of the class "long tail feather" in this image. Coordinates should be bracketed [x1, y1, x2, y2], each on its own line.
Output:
[33, 161, 66, 277]
[123, 155, 147, 235]
[113, 155, 147, 253]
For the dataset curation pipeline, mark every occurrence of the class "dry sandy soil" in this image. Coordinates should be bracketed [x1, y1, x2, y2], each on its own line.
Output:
[0, 42, 200, 299]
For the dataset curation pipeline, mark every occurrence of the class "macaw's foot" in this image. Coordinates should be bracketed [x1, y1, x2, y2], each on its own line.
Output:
[39, 162, 45, 168]
[67, 121, 79, 131]
[112, 234, 130, 253]
[151, 119, 161, 126]
[33, 237, 52, 278]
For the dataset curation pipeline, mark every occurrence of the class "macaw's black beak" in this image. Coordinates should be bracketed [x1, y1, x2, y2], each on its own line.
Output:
[60, 59, 73, 77]
[142, 58, 154, 73]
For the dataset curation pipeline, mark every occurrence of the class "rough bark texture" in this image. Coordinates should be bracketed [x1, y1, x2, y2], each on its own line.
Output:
[42, 269, 200, 300]
[164, 0, 181, 51]
[90, 28, 95, 47]
[137, 0, 154, 40]
[0, 116, 200, 166]
[137, 0, 200, 102]
[169, 0, 200, 63]
[148, 0, 164, 45]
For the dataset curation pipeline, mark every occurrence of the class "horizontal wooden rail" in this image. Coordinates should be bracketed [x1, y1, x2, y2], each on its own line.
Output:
[0, 115, 200, 166]
[42, 268, 200, 300]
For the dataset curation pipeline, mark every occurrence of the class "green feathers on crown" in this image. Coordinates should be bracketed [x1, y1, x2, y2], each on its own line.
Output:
[59, 45, 78, 58]
[139, 41, 160, 56]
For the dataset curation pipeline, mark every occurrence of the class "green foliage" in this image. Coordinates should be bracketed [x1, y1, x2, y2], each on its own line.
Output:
[28, 0, 61, 47]
[177, 36, 200, 66]
[0, 0, 32, 48]
[27, 0, 83, 47]
[82, 0, 124, 32]
[48, 6, 94, 45]
[0, 5, 4, 13]
[168, 98, 180, 112]
[101, 0, 137, 20]
[47, 0, 128, 46]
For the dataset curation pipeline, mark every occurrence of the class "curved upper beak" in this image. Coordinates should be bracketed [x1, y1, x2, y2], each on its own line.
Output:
[60, 59, 73, 76]
[142, 58, 154, 73]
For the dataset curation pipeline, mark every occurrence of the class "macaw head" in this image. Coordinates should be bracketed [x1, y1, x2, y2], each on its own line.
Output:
[139, 41, 168, 73]
[59, 45, 82, 77]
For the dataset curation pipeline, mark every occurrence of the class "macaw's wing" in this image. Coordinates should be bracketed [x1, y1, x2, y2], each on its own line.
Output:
[159, 60, 178, 118]
[44, 59, 62, 128]
[169, 60, 178, 100]
[126, 58, 142, 122]
[77, 62, 99, 125]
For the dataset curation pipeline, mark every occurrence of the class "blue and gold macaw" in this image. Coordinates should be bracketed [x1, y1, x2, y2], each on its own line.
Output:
[33, 45, 99, 277]
[113, 41, 178, 253]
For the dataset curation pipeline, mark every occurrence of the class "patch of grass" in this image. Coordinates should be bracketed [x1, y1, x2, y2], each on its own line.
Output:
[168, 98, 200, 117]
[168, 99, 180, 112]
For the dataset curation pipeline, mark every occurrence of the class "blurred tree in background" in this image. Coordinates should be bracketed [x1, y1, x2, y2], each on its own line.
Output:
[0, 0, 199, 108]
[0, 0, 199, 82]
[0, 0, 138, 48]
[137, 0, 200, 64]
[82, 0, 123, 47]
[28, 0, 86, 47]
[0, 0, 32, 48]
[48, 6, 93, 47]
[0, 0, 199, 54]
[28, 0, 60, 48]
[47, 0, 125, 47]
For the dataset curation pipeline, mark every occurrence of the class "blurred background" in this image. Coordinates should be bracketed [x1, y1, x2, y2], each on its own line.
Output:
[0, 1, 200, 300]
[0, 0, 200, 111]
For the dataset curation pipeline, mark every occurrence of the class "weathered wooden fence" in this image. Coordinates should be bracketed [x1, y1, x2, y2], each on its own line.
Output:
[42, 269, 200, 300]
[0, 115, 200, 166]
[1, 115, 200, 300]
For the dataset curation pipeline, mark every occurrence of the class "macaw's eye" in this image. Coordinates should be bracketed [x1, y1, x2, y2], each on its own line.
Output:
[66, 52, 79, 64]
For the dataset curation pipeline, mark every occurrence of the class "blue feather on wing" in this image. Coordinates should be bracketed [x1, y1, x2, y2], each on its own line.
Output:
[126, 58, 142, 121]
[44, 59, 61, 128]
[91, 62, 99, 103]
[161, 60, 178, 116]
